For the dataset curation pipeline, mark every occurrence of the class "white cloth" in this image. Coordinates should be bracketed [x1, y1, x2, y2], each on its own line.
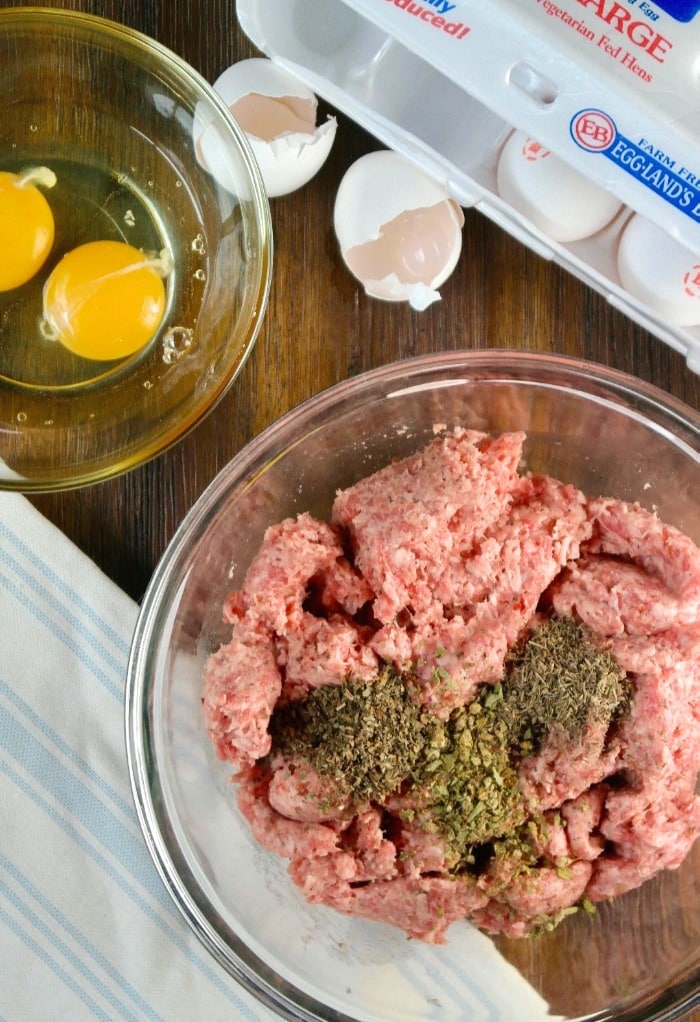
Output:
[0, 492, 563, 1022]
[0, 492, 280, 1022]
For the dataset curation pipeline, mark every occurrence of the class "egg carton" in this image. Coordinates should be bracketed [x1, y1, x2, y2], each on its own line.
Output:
[237, 0, 700, 374]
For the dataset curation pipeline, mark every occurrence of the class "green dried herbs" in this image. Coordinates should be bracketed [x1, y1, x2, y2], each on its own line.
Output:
[270, 616, 632, 863]
[501, 616, 631, 746]
[409, 687, 527, 855]
[270, 665, 425, 804]
[412, 617, 631, 858]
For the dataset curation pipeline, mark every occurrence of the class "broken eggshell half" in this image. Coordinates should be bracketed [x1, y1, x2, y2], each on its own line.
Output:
[333, 150, 465, 310]
[194, 57, 337, 198]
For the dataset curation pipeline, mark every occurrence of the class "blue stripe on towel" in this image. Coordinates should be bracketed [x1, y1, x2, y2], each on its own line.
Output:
[0, 520, 132, 657]
[0, 901, 113, 1022]
[0, 680, 135, 820]
[0, 565, 122, 700]
[1, 874, 149, 1022]
[1, 854, 163, 1022]
[0, 758, 266, 1021]
[0, 705, 157, 891]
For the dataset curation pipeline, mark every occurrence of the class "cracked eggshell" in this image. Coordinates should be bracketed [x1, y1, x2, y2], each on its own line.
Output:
[195, 57, 337, 198]
[333, 150, 464, 311]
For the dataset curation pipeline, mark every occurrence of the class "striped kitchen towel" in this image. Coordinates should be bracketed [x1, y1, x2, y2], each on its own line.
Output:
[0, 491, 281, 1022]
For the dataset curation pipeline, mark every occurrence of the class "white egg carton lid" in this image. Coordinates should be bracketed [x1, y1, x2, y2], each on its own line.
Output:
[237, 0, 700, 374]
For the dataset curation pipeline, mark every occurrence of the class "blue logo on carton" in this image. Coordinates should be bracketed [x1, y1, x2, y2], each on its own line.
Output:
[653, 0, 699, 20]
[570, 109, 700, 222]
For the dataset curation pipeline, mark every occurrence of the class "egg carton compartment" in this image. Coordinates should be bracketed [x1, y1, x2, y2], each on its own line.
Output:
[237, 0, 700, 373]
[238, 0, 510, 196]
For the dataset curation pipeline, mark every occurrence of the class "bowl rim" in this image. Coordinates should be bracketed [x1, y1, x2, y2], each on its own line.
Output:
[126, 349, 700, 1022]
[0, 6, 273, 491]
[149, 349, 699, 527]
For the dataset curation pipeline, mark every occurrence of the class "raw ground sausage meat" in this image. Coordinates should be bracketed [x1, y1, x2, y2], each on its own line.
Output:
[202, 428, 700, 943]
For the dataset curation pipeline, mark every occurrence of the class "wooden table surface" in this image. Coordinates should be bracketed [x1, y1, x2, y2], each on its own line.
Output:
[6, 0, 694, 605]
[4, 2, 699, 1019]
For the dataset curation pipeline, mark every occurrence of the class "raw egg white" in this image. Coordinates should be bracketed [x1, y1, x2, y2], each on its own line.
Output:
[195, 57, 337, 198]
[618, 214, 700, 327]
[333, 150, 464, 310]
[41, 240, 172, 361]
[0, 166, 56, 291]
[496, 130, 622, 243]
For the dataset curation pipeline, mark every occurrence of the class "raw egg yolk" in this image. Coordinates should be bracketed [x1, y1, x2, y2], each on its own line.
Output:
[42, 240, 170, 361]
[0, 167, 56, 291]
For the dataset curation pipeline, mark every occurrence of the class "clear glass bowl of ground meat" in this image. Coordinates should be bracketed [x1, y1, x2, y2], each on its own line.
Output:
[126, 350, 700, 1022]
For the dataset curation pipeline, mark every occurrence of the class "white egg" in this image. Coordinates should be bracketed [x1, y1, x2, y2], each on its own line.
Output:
[333, 150, 464, 311]
[497, 130, 622, 243]
[194, 57, 337, 198]
[618, 213, 700, 326]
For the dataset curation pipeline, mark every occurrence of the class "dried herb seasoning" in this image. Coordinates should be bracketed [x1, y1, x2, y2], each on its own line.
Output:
[415, 617, 631, 860]
[501, 616, 631, 746]
[270, 665, 425, 804]
[408, 688, 527, 857]
[269, 615, 632, 867]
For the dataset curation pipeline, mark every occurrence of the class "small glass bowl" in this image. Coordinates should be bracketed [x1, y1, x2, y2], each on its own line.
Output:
[0, 8, 271, 490]
[126, 351, 699, 1022]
